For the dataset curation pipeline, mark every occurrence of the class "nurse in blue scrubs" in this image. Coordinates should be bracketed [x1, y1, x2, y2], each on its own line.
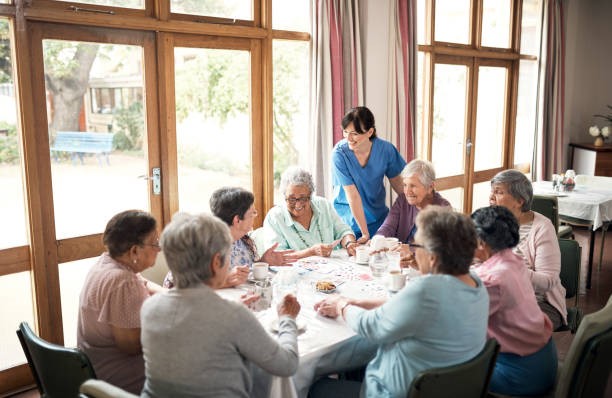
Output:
[332, 106, 406, 241]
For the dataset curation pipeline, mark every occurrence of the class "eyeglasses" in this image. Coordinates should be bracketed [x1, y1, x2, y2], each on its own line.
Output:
[408, 242, 425, 250]
[285, 196, 311, 205]
[141, 242, 161, 250]
[342, 130, 362, 139]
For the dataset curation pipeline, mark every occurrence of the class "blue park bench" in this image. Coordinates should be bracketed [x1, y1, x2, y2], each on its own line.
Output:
[50, 131, 115, 166]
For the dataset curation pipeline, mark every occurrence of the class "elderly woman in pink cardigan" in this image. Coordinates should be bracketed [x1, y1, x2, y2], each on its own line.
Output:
[489, 170, 567, 330]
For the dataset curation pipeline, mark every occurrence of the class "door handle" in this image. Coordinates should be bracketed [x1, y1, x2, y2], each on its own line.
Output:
[466, 138, 473, 156]
[138, 168, 161, 195]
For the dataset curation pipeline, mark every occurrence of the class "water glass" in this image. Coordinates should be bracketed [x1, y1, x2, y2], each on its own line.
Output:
[254, 280, 273, 311]
[369, 252, 388, 278]
[386, 251, 401, 272]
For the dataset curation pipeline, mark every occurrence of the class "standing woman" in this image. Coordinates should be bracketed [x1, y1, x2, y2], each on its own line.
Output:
[77, 210, 163, 394]
[332, 106, 406, 241]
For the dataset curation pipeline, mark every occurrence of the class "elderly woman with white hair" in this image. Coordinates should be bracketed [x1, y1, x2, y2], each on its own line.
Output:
[489, 169, 567, 330]
[376, 159, 450, 243]
[141, 212, 301, 398]
[264, 166, 358, 259]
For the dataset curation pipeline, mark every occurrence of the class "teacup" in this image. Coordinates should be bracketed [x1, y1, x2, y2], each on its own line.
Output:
[252, 262, 269, 280]
[370, 235, 386, 251]
[355, 246, 370, 264]
[388, 270, 406, 291]
[385, 237, 400, 250]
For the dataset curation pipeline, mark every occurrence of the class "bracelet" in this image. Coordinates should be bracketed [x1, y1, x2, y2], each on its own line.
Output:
[344, 240, 357, 249]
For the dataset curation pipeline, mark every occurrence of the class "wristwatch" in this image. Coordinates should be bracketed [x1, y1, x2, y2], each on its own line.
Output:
[344, 240, 357, 249]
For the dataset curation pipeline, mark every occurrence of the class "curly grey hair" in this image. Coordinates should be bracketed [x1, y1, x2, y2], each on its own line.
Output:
[401, 159, 436, 187]
[490, 170, 533, 212]
[160, 212, 232, 289]
[279, 166, 315, 197]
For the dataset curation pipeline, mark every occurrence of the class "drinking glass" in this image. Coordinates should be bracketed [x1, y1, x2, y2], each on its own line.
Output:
[369, 252, 388, 278]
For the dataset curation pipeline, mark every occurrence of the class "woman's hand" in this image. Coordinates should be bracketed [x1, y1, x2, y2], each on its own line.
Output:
[225, 265, 250, 287]
[345, 242, 358, 257]
[261, 242, 298, 265]
[277, 294, 301, 318]
[240, 292, 260, 310]
[314, 295, 347, 318]
[356, 233, 370, 244]
[310, 243, 334, 257]
[394, 244, 418, 269]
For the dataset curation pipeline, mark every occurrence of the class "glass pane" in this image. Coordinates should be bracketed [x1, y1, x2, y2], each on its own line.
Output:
[60, 258, 95, 348]
[273, 40, 309, 204]
[481, 0, 511, 48]
[437, 187, 463, 211]
[171, 0, 252, 20]
[514, 60, 538, 166]
[175, 47, 252, 213]
[417, 0, 426, 45]
[0, 19, 27, 250]
[435, 0, 470, 44]
[432, 63, 468, 178]
[474, 66, 507, 172]
[0, 271, 35, 369]
[520, 0, 543, 56]
[471, 181, 492, 213]
[43, 41, 149, 239]
[273, 0, 310, 32]
[53, 0, 143, 8]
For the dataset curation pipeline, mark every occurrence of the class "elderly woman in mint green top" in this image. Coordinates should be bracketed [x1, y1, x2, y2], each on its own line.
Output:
[264, 167, 358, 259]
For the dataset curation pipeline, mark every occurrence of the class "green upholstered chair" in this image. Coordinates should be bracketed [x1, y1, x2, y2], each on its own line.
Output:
[407, 339, 500, 398]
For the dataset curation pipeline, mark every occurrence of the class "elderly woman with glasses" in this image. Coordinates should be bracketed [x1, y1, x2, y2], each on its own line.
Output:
[489, 169, 567, 330]
[264, 166, 357, 258]
[141, 212, 301, 397]
[311, 206, 488, 398]
[77, 210, 164, 394]
[164, 187, 296, 289]
[471, 206, 557, 396]
[332, 106, 406, 242]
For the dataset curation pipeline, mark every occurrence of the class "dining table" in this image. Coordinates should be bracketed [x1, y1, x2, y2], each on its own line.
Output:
[532, 180, 612, 288]
[217, 249, 419, 398]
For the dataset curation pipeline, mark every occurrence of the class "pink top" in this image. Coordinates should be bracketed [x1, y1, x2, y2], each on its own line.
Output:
[475, 249, 553, 355]
[77, 252, 149, 394]
[517, 212, 567, 324]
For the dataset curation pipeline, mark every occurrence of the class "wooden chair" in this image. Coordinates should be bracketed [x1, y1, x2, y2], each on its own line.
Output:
[407, 339, 500, 398]
[16, 321, 96, 398]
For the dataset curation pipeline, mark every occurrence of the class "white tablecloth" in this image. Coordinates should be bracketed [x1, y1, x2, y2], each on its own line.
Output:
[532, 181, 612, 230]
[218, 250, 417, 398]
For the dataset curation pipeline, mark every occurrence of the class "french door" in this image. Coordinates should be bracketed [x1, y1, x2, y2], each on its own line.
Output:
[426, 55, 513, 213]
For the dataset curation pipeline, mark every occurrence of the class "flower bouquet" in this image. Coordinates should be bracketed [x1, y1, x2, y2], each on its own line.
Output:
[591, 105, 612, 146]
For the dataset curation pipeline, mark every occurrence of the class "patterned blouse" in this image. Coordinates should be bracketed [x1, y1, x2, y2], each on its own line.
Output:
[163, 235, 259, 289]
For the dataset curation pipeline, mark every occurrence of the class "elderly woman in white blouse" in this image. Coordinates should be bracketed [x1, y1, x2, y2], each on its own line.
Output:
[264, 166, 358, 259]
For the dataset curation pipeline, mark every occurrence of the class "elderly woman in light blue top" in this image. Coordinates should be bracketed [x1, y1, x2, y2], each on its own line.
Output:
[312, 206, 489, 398]
[264, 167, 358, 259]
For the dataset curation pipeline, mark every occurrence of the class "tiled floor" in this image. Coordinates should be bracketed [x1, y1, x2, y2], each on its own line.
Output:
[7, 228, 612, 398]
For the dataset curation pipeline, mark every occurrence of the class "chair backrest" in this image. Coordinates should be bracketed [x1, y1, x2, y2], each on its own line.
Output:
[249, 227, 266, 258]
[532, 195, 560, 233]
[16, 321, 96, 398]
[407, 339, 500, 398]
[558, 238, 581, 299]
[567, 327, 612, 398]
[575, 174, 612, 189]
[555, 295, 612, 398]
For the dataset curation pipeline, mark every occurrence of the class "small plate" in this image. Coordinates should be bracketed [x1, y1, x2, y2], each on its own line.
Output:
[316, 287, 337, 294]
[269, 318, 307, 333]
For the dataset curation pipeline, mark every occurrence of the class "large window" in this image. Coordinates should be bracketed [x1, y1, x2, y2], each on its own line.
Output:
[0, 1, 311, 394]
[417, 0, 543, 212]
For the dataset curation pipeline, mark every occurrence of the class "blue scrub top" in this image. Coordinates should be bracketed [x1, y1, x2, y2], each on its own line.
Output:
[331, 137, 406, 237]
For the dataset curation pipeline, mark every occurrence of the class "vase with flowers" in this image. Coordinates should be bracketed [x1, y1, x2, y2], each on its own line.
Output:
[590, 105, 612, 147]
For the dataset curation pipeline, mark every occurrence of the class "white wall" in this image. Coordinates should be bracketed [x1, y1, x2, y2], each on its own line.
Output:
[360, 0, 392, 138]
[564, 0, 612, 165]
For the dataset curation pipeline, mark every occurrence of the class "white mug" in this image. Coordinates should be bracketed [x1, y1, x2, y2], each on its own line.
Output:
[355, 246, 370, 264]
[388, 270, 406, 291]
[385, 237, 399, 250]
[370, 235, 386, 251]
[252, 262, 269, 280]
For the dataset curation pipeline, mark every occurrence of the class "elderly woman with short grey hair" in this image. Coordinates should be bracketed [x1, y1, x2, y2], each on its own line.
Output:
[376, 159, 450, 268]
[141, 212, 301, 398]
[264, 166, 357, 259]
[489, 169, 567, 330]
